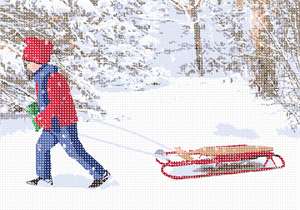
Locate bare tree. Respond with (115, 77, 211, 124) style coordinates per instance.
(169, 0, 204, 76)
(238, 0, 300, 129)
(250, 0, 278, 97)
(294, 1, 300, 56)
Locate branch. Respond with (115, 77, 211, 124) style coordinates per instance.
(0, 77, 34, 100)
(0, 40, 22, 56)
(235, 0, 245, 10)
(169, 0, 186, 11)
(194, 0, 203, 9)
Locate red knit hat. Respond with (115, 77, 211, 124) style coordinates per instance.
(23, 37, 54, 64)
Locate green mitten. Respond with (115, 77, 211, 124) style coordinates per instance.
(25, 102, 41, 132)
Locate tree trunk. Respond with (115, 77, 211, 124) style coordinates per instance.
(190, 0, 204, 76)
(236, 0, 244, 11)
(296, 1, 300, 55)
(251, 0, 278, 97)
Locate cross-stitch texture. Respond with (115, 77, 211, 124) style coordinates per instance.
(0, 0, 298, 210)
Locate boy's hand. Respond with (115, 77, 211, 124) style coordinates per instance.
(34, 112, 51, 129)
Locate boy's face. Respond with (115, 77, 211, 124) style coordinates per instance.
(24, 61, 42, 80)
(24, 61, 42, 73)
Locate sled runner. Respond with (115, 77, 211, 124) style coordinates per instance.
(155, 144, 285, 179)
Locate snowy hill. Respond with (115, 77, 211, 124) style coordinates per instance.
(0, 76, 298, 210)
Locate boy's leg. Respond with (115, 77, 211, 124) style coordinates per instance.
(57, 123, 106, 179)
(36, 130, 58, 179)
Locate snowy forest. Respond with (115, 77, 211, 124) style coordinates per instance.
(0, 0, 299, 129)
(0, 1, 299, 210)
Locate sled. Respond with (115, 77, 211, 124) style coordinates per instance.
(155, 144, 285, 179)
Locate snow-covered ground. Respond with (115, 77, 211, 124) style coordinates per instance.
(0, 76, 298, 210)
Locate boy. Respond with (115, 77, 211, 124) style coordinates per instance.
(23, 37, 110, 188)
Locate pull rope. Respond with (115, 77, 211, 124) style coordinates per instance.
(79, 113, 172, 157)
(91, 118, 171, 150)
(80, 133, 157, 157)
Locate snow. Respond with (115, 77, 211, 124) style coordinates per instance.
(74, 0, 96, 13)
(0, 76, 298, 210)
(0, 0, 8, 5)
(7, 0, 71, 13)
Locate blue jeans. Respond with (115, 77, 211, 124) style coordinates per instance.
(36, 119, 106, 180)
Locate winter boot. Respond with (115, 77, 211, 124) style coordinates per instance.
(26, 177, 53, 186)
(89, 170, 111, 188)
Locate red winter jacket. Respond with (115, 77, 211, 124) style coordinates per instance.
(34, 72, 78, 129)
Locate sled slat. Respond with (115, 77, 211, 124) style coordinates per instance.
(174, 145, 273, 160)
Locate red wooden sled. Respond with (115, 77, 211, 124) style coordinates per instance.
(155, 144, 285, 179)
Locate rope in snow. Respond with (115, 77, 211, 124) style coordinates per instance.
(91, 118, 171, 150)
(78, 114, 172, 157)
(80, 133, 157, 157)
